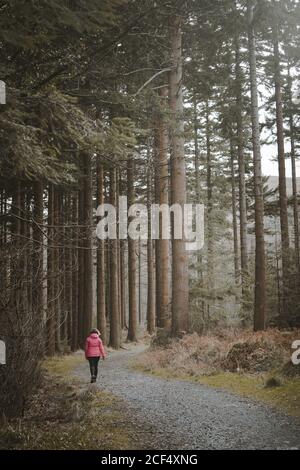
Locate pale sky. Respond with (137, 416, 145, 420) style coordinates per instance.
(261, 143, 300, 178)
(259, 81, 300, 178)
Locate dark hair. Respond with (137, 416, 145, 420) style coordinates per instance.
(90, 328, 100, 336)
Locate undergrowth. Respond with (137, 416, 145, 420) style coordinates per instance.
(134, 328, 300, 418)
(0, 353, 143, 450)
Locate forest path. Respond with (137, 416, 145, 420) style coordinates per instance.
(75, 344, 300, 450)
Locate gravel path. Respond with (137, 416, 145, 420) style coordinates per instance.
(76, 344, 300, 450)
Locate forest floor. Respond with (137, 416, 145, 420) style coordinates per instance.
(0, 351, 156, 450)
(2, 341, 300, 450)
(135, 329, 300, 419)
(75, 343, 300, 450)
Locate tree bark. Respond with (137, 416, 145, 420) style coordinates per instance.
(32, 181, 44, 342)
(287, 63, 300, 276)
(109, 167, 121, 348)
(71, 193, 79, 351)
(205, 99, 214, 297)
(154, 131, 161, 327)
(169, 15, 189, 335)
(77, 187, 85, 347)
(272, 6, 290, 325)
(248, 0, 266, 331)
(193, 98, 201, 204)
(147, 143, 155, 334)
(193, 98, 205, 314)
(96, 159, 107, 345)
(127, 156, 138, 342)
(229, 134, 240, 284)
(53, 188, 61, 353)
(46, 184, 55, 355)
(19, 183, 29, 315)
(138, 238, 142, 325)
(58, 191, 67, 347)
(120, 240, 127, 329)
(83, 155, 93, 337)
(64, 193, 73, 348)
(156, 87, 170, 328)
(25, 188, 33, 312)
(235, 35, 248, 295)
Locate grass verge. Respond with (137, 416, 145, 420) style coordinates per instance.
(133, 363, 300, 419)
(133, 329, 300, 419)
(0, 353, 148, 450)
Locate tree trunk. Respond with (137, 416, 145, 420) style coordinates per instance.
(169, 15, 189, 335)
(32, 181, 44, 342)
(109, 167, 121, 348)
(248, 0, 266, 331)
(138, 238, 142, 325)
(83, 155, 93, 337)
(229, 133, 240, 284)
(0, 190, 8, 290)
(71, 193, 79, 351)
(77, 187, 85, 347)
(19, 183, 29, 315)
(235, 35, 248, 295)
(46, 184, 55, 355)
(96, 159, 107, 344)
(155, 87, 170, 328)
(116, 170, 123, 330)
(25, 188, 33, 312)
(205, 99, 214, 297)
(154, 131, 161, 327)
(272, 7, 290, 325)
(194, 98, 205, 314)
(64, 194, 73, 348)
(287, 63, 300, 276)
(53, 188, 61, 353)
(147, 143, 155, 334)
(127, 156, 138, 342)
(193, 98, 201, 204)
(118, 172, 127, 329)
(120, 240, 127, 329)
(58, 192, 67, 347)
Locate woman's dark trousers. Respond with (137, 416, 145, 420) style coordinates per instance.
(88, 357, 100, 379)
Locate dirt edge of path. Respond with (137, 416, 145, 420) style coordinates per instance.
(132, 360, 300, 421)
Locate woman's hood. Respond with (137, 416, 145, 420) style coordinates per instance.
(90, 333, 99, 339)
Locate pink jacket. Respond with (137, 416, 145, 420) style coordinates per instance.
(85, 333, 106, 359)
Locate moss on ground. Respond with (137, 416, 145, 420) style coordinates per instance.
(199, 373, 300, 418)
(133, 364, 300, 419)
(0, 354, 145, 450)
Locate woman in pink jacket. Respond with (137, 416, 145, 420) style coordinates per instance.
(85, 329, 106, 383)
